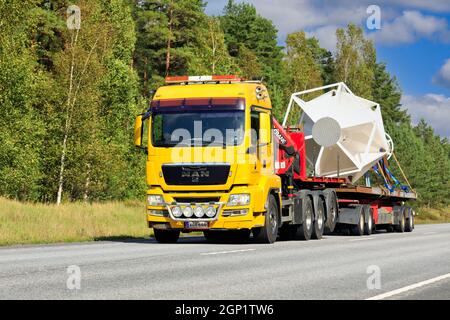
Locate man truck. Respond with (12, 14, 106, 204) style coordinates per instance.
(134, 75, 416, 243)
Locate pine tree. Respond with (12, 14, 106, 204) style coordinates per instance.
(133, 0, 206, 95)
(306, 37, 334, 85)
(372, 63, 409, 124)
(220, 0, 283, 83)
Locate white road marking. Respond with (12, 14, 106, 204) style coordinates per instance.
(366, 273, 450, 300)
(423, 232, 437, 235)
(348, 237, 375, 242)
(201, 249, 256, 255)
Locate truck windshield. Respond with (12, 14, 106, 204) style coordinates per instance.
(151, 98, 245, 147)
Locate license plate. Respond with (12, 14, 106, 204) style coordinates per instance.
(184, 221, 209, 230)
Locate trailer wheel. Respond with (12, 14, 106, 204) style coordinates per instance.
(153, 229, 180, 243)
(312, 198, 325, 240)
(405, 208, 414, 232)
(395, 209, 406, 233)
(253, 194, 279, 244)
(364, 207, 373, 236)
(351, 208, 365, 236)
(296, 197, 313, 240)
(324, 190, 338, 234)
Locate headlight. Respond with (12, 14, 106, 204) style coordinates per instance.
(227, 194, 250, 206)
(182, 206, 193, 218)
(205, 206, 216, 218)
(172, 206, 182, 218)
(147, 195, 164, 206)
(193, 206, 204, 218)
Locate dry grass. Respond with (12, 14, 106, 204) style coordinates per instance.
(0, 197, 448, 246)
(415, 206, 450, 224)
(0, 197, 150, 246)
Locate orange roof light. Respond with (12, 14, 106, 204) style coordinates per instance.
(165, 75, 241, 84)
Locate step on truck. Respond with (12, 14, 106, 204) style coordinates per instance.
(134, 75, 417, 243)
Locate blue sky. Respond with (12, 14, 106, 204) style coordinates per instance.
(205, 0, 450, 137)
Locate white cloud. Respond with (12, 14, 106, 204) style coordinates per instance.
(305, 25, 339, 52)
(401, 94, 450, 137)
(384, 0, 450, 12)
(433, 58, 450, 90)
(206, 1, 450, 48)
(370, 10, 450, 45)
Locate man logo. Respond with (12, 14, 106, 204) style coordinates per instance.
(181, 167, 210, 182)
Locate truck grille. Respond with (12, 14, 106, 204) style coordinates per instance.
(173, 197, 221, 203)
(162, 164, 230, 185)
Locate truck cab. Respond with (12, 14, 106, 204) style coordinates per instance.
(134, 76, 282, 243)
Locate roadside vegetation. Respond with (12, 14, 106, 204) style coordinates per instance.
(0, 196, 447, 246)
(0, 197, 149, 246)
(416, 207, 450, 224)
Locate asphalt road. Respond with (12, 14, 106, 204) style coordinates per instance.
(0, 223, 449, 300)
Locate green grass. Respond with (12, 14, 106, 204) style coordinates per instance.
(0, 197, 448, 246)
(0, 197, 150, 246)
(415, 206, 450, 224)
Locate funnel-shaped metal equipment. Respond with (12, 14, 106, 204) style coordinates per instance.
(283, 83, 393, 183)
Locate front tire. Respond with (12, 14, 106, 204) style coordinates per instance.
(154, 229, 180, 243)
(253, 195, 279, 244)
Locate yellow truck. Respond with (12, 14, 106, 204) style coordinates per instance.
(134, 75, 416, 244)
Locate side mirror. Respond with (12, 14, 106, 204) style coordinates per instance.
(134, 115, 143, 148)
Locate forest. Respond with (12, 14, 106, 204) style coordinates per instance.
(0, 0, 449, 210)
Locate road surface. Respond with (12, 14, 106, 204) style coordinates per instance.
(0, 223, 449, 300)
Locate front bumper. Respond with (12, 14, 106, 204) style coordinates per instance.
(146, 187, 265, 230)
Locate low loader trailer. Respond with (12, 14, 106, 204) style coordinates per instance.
(134, 75, 416, 243)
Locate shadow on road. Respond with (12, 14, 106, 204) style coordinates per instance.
(94, 235, 211, 244)
(94, 228, 393, 245)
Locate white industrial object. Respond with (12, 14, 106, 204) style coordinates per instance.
(283, 83, 393, 183)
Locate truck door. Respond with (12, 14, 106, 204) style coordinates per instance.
(250, 107, 273, 175)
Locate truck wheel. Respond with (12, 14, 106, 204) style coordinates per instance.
(395, 210, 406, 233)
(351, 208, 364, 236)
(296, 197, 313, 240)
(324, 190, 338, 234)
(364, 207, 373, 236)
(405, 214, 414, 232)
(153, 229, 180, 243)
(253, 194, 279, 244)
(312, 199, 325, 240)
(405, 207, 414, 232)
